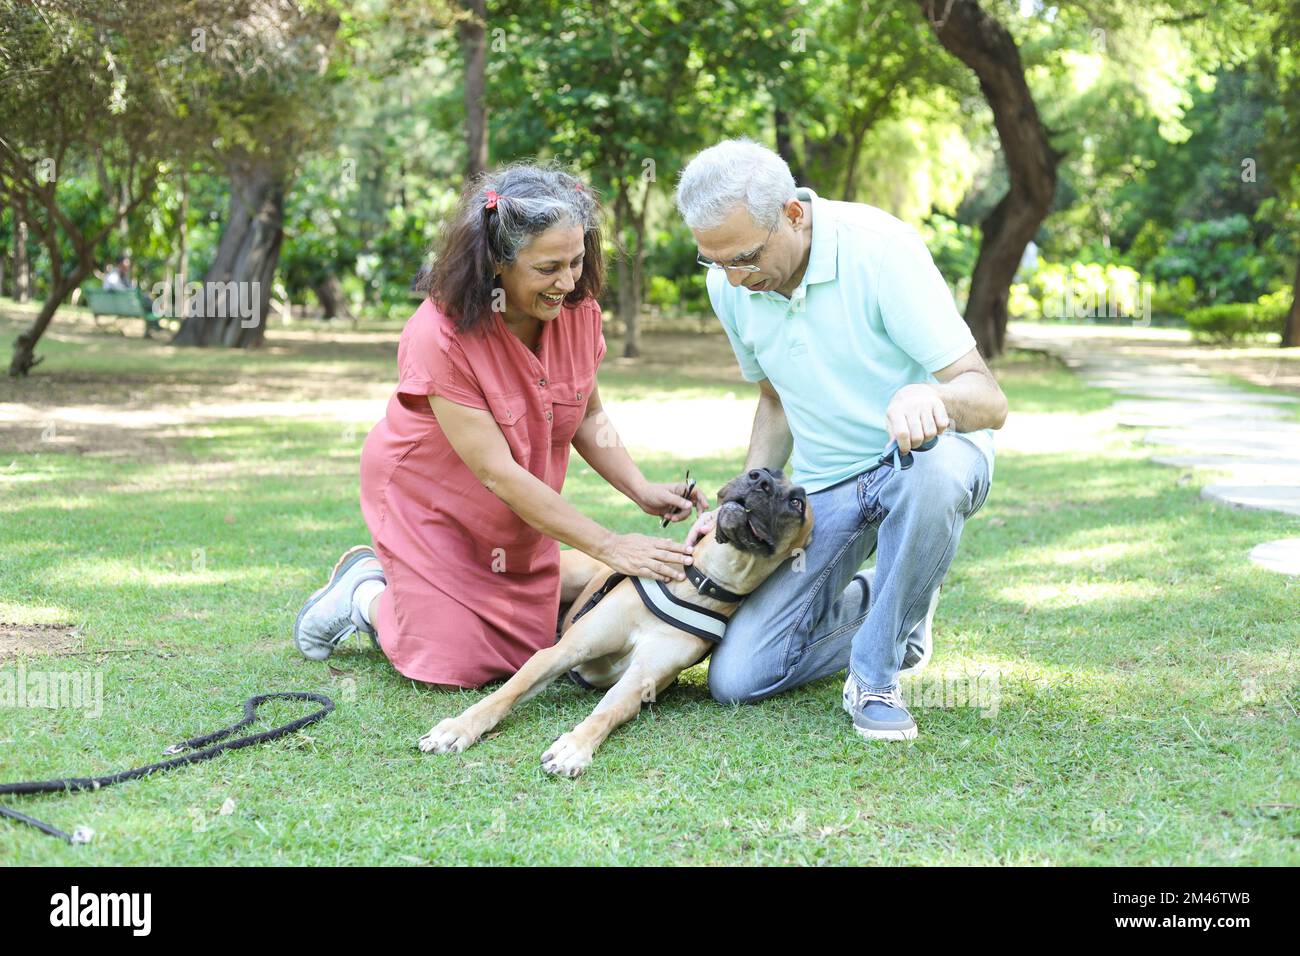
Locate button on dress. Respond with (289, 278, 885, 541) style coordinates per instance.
(359, 296, 607, 687)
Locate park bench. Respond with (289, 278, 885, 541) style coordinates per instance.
(82, 286, 165, 338)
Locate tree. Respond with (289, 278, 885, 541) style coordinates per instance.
(171, 1, 347, 347)
(1259, 0, 1300, 347)
(459, 0, 487, 181)
(772, 0, 969, 204)
(0, 0, 176, 376)
(913, 0, 1063, 357)
(492, 0, 784, 356)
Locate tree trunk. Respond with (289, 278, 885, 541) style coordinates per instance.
(613, 182, 640, 358)
(460, 0, 488, 181)
(842, 129, 866, 203)
(1283, 257, 1300, 348)
(13, 213, 30, 303)
(176, 172, 189, 321)
(172, 163, 286, 348)
(629, 185, 649, 354)
(774, 106, 806, 186)
(914, 0, 1062, 357)
(9, 275, 82, 376)
(841, 77, 904, 203)
(314, 274, 353, 320)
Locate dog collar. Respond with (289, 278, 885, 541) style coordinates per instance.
(685, 564, 746, 603)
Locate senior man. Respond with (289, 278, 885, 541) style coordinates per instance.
(677, 138, 1007, 741)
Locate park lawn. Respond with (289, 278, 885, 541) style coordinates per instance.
(1, 315, 1297, 865)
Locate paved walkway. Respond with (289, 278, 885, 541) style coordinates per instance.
(1010, 324, 1300, 576)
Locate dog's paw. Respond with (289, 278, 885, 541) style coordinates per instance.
(418, 716, 481, 754)
(541, 732, 593, 778)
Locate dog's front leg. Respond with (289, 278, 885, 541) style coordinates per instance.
(418, 642, 584, 754)
(419, 600, 632, 755)
(541, 653, 689, 778)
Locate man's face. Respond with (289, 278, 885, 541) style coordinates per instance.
(692, 200, 803, 294)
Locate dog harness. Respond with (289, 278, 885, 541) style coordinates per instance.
(568, 565, 742, 642)
(562, 567, 745, 691)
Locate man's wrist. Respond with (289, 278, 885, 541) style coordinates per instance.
(927, 381, 956, 422)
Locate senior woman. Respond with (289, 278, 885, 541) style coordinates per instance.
(292, 164, 706, 689)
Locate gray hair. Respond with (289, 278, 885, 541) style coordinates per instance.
(478, 163, 600, 266)
(674, 138, 797, 231)
(420, 162, 606, 332)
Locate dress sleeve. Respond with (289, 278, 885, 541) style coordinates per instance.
(591, 299, 608, 367)
(396, 313, 489, 410)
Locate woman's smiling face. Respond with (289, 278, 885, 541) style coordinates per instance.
(497, 224, 586, 323)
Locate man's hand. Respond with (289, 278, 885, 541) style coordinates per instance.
(885, 383, 950, 455)
(685, 509, 717, 549)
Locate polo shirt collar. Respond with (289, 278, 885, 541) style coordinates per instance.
(747, 185, 837, 303)
(798, 186, 838, 287)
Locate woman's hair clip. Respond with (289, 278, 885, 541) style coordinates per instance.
(484, 189, 499, 210)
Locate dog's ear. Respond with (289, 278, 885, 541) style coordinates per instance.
(794, 503, 815, 552)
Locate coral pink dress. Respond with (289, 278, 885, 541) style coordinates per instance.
(359, 296, 606, 687)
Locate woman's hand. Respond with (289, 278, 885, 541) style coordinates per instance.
(635, 478, 710, 525)
(599, 532, 694, 583)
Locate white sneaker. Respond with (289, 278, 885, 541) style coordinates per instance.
(292, 546, 384, 660)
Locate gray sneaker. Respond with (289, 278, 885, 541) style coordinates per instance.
(293, 546, 385, 660)
(842, 673, 917, 741)
(854, 568, 939, 677)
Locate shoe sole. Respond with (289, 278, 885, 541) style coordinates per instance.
(853, 723, 918, 741)
(292, 546, 378, 659)
(847, 676, 920, 743)
(843, 685, 919, 741)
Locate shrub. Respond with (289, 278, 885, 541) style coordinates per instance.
(1150, 215, 1285, 306)
(1184, 300, 1287, 343)
(1149, 276, 1198, 319)
(1020, 260, 1147, 321)
(646, 274, 680, 310)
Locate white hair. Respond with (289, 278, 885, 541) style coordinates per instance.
(675, 138, 797, 231)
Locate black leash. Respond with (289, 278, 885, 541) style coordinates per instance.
(0, 692, 335, 844)
(862, 435, 940, 476)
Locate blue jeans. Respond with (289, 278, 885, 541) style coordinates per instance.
(707, 432, 992, 701)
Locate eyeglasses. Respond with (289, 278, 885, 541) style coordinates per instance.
(696, 218, 780, 273)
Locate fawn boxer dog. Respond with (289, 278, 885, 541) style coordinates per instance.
(418, 466, 814, 776)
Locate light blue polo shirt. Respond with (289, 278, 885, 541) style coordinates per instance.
(706, 186, 995, 494)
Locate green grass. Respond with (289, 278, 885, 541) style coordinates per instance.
(1, 318, 1297, 865)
